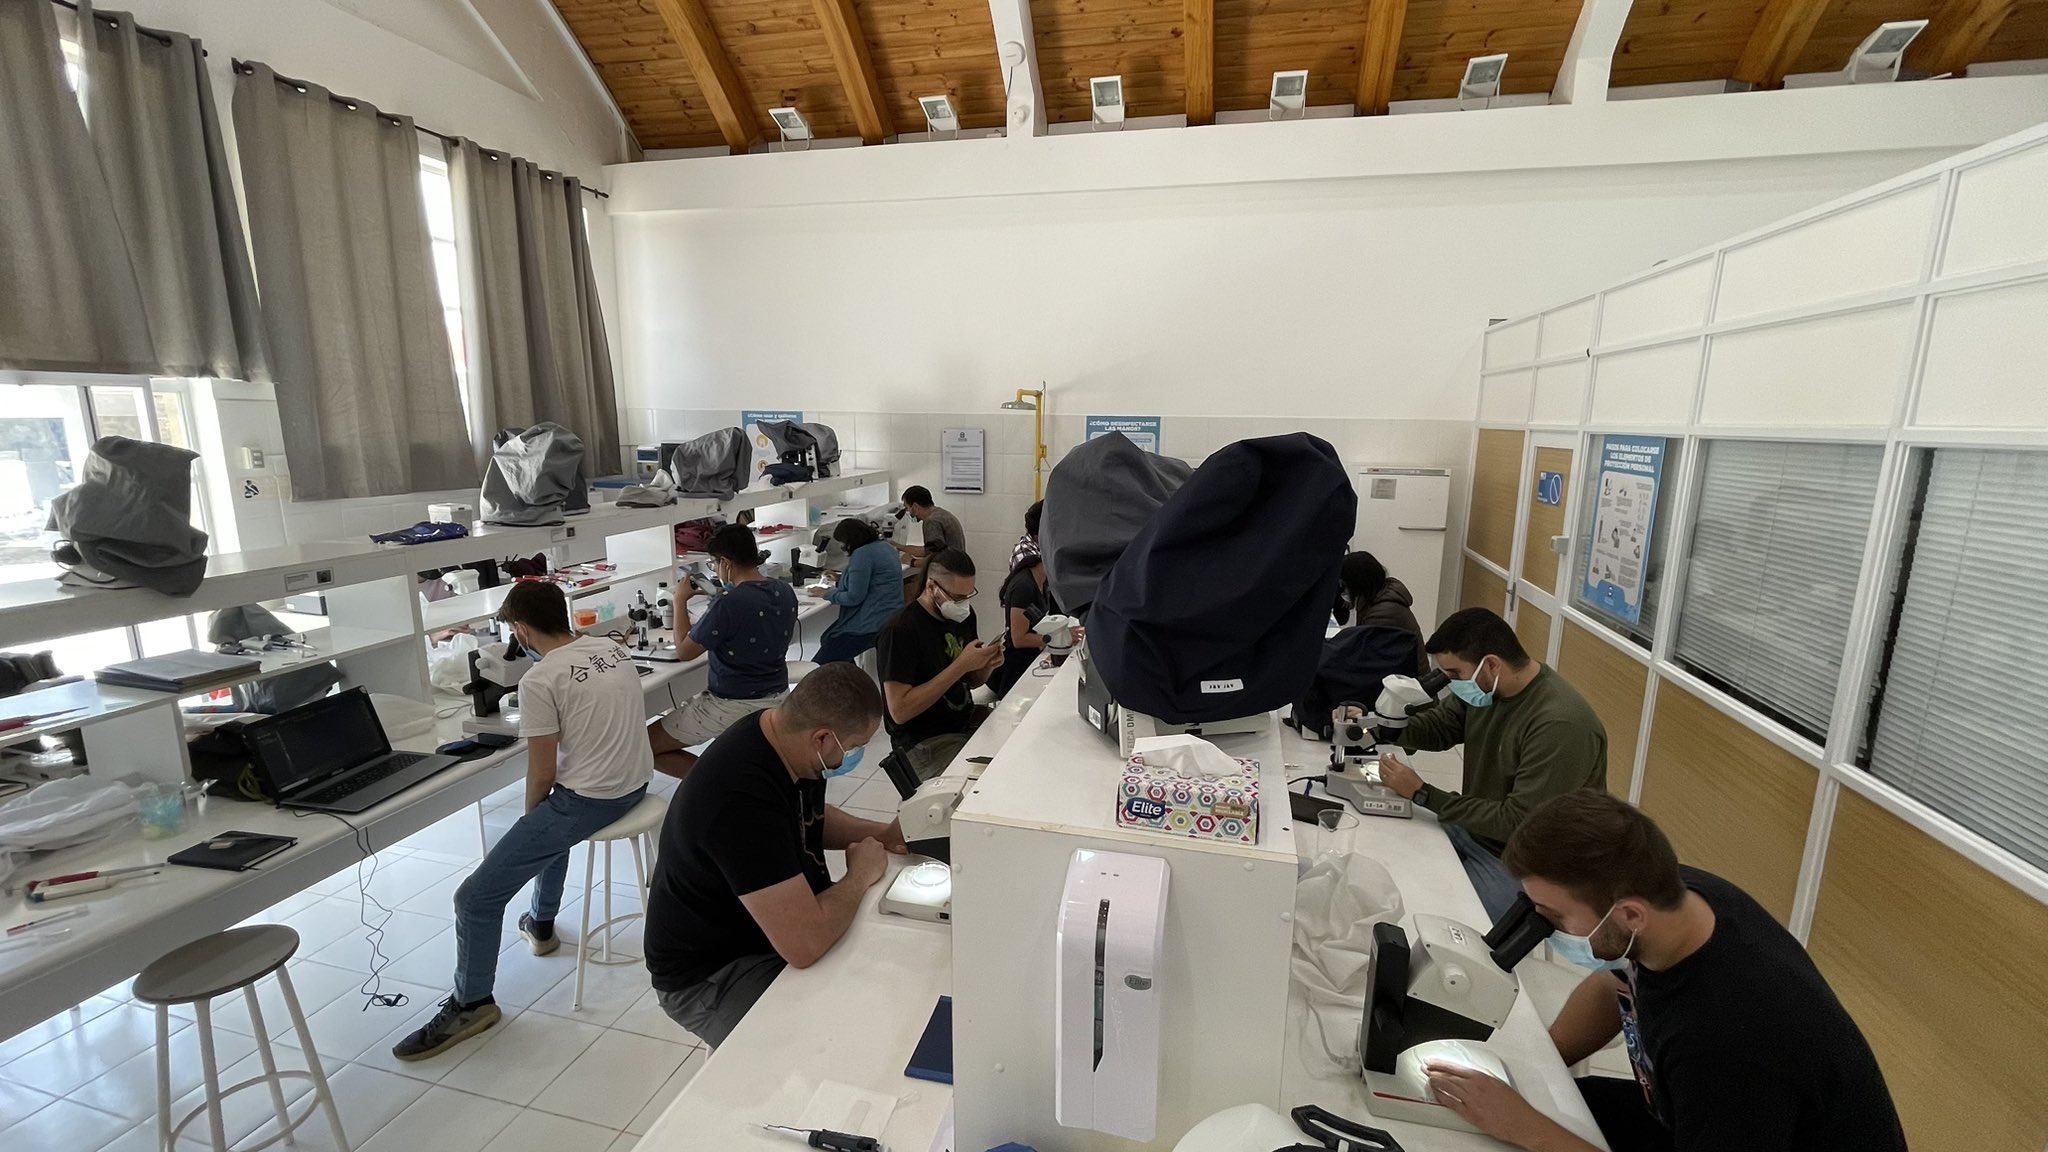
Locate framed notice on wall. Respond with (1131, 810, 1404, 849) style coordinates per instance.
(941, 427, 985, 494)
(1085, 415, 1162, 454)
(1581, 436, 1665, 625)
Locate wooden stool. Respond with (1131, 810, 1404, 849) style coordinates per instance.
(132, 925, 349, 1152)
(574, 793, 668, 1008)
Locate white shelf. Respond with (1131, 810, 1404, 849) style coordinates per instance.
(418, 561, 674, 633)
(720, 470, 891, 516)
(0, 677, 177, 751)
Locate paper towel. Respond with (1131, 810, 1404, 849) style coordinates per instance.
(1130, 733, 1239, 779)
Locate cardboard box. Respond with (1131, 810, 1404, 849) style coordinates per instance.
(1116, 756, 1261, 844)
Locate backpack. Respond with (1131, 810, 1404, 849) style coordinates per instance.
(801, 422, 841, 478)
(668, 428, 750, 499)
(1088, 434, 1356, 724)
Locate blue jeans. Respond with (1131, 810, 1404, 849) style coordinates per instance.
(452, 783, 646, 1003)
(814, 627, 877, 665)
(1443, 821, 1524, 927)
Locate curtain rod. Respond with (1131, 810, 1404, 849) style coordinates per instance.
(50, 0, 196, 52)
(229, 57, 610, 200)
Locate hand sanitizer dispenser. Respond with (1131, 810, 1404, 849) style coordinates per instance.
(1055, 849, 1170, 1142)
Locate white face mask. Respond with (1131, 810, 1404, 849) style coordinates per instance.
(937, 597, 972, 623)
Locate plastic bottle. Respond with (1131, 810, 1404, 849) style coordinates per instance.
(657, 582, 674, 631)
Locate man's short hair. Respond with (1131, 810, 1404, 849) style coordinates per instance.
(706, 523, 763, 567)
(781, 662, 883, 736)
(1023, 500, 1043, 538)
(1504, 791, 1687, 911)
(1425, 607, 1529, 666)
(902, 485, 933, 508)
(497, 580, 571, 636)
(928, 548, 975, 580)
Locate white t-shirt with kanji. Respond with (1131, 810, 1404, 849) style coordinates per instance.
(518, 634, 654, 800)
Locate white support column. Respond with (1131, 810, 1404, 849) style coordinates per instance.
(1553, 0, 1637, 104)
(986, 0, 1046, 137)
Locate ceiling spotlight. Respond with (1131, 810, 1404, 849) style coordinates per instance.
(1846, 20, 1927, 83)
(1269, 69, 1308, 118)
(920, 94, 961, 135)
(1090, 75, 1125, 128)
(1458, 53, 1508, 106)
(767, 106, 811, 145)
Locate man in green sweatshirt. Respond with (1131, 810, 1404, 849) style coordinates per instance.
(1373, 607, 1608, 923)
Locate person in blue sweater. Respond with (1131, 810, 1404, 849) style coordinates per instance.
(812, 517, 904, 664)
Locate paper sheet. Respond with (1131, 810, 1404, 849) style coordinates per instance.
(798, 1079, 900, 1139)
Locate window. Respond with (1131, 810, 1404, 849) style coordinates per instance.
(418, 149, 469, 424)
(1672, 439, 1884, 741)
(1863, 449, 2048, 873)
(1570, 435, 1684, 648)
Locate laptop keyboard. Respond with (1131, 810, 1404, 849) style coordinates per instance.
(298, 752, 430, 806)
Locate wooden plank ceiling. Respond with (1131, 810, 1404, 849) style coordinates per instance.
(551, 0, 2048, 148)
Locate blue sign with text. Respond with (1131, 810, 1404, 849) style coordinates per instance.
(1537, 471, 1564, 506)
(1086, 416, 1162, 454)
(1580, 437, 1666, 626)
(741, 410, 803, 428)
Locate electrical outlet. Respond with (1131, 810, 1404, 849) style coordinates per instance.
(241, 447, 265, 470)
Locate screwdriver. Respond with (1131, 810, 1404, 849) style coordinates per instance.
(761, 1124, 883, 1152)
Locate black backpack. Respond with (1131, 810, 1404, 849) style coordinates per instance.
(1290, 626, 1425, 740)
(1088, 433, 1356, 724)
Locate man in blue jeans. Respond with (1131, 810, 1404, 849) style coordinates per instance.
(393, 582, 653, 1060)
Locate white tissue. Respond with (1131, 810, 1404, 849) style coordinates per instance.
(1131, 733, 1241, 779)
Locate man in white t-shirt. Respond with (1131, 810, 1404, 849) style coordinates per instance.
(394, 581, 654, 1061)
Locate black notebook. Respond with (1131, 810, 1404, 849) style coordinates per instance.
(904, 996, 953, 1085)
(168, 831, 298, 872)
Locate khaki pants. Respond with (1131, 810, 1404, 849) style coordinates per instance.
(898, 706, 990, 783)
(659, 689, 784, 747)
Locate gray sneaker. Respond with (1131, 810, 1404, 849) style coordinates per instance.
(519, 913, 560, 956)
(391, 997, 500, 1061)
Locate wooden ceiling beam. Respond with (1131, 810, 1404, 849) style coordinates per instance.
(650, 0, 762, 153)
(812, 0, 895, 143)
(1732, 0, 1830, 89)
(1913, 0, 2021, 76)
(1553, 0, 1637, 103)
(1356, 0, 1408, 115)
(1186, 0, 1215, 125)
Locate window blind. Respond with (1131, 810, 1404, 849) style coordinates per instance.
(1673, 440, 1884, 738)
(1869, 450, 2048, 874)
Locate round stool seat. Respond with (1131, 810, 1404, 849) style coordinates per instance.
(134, 926, 300, 1006)
(591, 794, 667, 843)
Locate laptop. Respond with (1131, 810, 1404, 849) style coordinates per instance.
(244, 688, 460, 814)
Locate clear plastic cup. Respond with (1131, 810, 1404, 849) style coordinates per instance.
(138, 784, 186, 839)
(1317, 808, 1361, 859)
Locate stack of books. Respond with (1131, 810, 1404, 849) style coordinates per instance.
(96, 651, 262, 692)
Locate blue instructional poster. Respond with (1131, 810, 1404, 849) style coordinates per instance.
(741, 409, 803, 427)
(1086, 415, 1162, 454)
(1581, 436, 1665, 625)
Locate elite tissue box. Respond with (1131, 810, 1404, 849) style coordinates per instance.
(1116, 735, 1260, 844)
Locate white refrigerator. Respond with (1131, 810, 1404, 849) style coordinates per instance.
(1348, 465, 1451, 631)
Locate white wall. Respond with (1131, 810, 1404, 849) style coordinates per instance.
(100, 0, 635, 550)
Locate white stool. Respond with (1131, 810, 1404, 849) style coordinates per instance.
(786, 659, 819, 689)
(132, 925, 349, 1152)
(574, 793, 668, 1008)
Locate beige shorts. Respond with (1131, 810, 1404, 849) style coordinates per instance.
(659, 689, 785, 748)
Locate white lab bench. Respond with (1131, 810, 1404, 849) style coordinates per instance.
(0, 596, 836, 1041)
(1273, 726, 1610, 1150)
(634, 653, 1060, 1152)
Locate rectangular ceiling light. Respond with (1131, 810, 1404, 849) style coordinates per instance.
(920, 94, 961, 134)
(767, 107, 812, 141)
(1459, 54, 1508, 103)
(1270, 70, 1309, 114)
(1091, 75, 1126, 126)
(1848, 20, 1928, 82)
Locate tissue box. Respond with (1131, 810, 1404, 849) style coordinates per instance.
(1117, 756, 1261, 844)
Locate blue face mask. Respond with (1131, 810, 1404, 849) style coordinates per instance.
(1551, 903, 1635, 971)
(819, 733, 864, 778)
(1448, 659, 1498, 708)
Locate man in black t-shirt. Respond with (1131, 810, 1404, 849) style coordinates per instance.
(1423, 791, 1905, 1152)
(876, 548, 1002, 781)
(643, 663, 907, 1048)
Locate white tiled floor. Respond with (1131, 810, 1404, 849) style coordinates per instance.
(0, 743, 908, 1152)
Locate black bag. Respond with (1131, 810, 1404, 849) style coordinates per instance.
(1088, 433, 1356, 725)
(1290, 626, 1425, 740)
(1039, 432, 1193, 615)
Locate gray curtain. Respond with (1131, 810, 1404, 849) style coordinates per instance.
(450, 139, 620, 475)
(0, 0, 155, 373)
(232, 62, 469, 501)
(78, 6, 269, 381)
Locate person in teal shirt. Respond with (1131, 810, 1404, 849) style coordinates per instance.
(812, 517, 904, 664)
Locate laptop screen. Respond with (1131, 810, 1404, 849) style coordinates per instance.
(248, 689, 390, 796)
